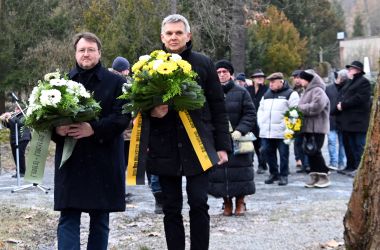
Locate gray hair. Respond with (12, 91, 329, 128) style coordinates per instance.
(161, 14, 191, 34)
(337, 69, 349, 82)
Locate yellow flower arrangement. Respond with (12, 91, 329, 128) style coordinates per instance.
(119, 50, 205, 113)
(283, 107, 303, 144)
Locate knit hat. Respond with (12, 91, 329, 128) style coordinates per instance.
(250, 69, 266, 78)
(236, 73, 246, 81)
(299, 70, 314, 82)
(266, 72, 284, 80)
(345, 60, 365, 73)
(215, 59, 234, 75)
(112, 56, 130, 72)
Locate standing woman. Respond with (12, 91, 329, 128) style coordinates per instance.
(209, 60, 256, 216)
(297, 70, 331, 188)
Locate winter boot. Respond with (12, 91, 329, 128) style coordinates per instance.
(222, 197, 233, 216)
(314, 173, 331, 188)
(153, 192, 164, 214)
(235, 196, 246, 216)
(304, 172, 319, 188)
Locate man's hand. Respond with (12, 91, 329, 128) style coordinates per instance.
(56, 125, 71, 136)
(67, 122, 94, 139)
(217, 150, 228, 165)
(151, 105, 169, 118)
(231, 130, 242, 140)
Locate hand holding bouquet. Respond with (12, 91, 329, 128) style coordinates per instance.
(119, 50, 205, 113)
(25, 70, 101, 130)
(284, 107, 303, 144)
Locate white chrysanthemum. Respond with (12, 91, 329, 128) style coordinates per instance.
(171, 54, 182, 61)
(122, 83, 133, 93)
(289, 110, 298, 118)
(40, 89, 62, 107)
(44, 72, 61, 81)
(152, 59, 164, 70)
(284, 128, 294, 135)
(50, 78, 67, 86)
(79, 87, 90, 98)
(139, 55, 151, 61)
(28, 87, 39, 106)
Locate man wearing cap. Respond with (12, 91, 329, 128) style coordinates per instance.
(247, 69, 269, 174)
(257, 72, 300, 185)
(336, 60, 371, 176)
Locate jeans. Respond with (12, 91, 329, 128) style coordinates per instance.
(303, 133, 329, 173)
(343, 131, 366, 170)
(57, 210, 110, 250)
(327, 130, 346, 167)
(150, 174, 162, 193)
(261, 138, 289, 176)
(159, 173, 210, 250)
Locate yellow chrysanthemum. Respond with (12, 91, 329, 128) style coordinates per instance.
(150, 50, 165, 57)
(157, 62, 176, 75)
(142, 65, 150, 71)
(177, 60, 192, 74)
(157, 52, 171, 61)
(294, 124, 301, 131)
(284, 133, 293, 139)
(148, 69, 155, 76)
(132, 60, 146, 73)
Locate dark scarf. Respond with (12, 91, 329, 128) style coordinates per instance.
(222, 80, 235, 94)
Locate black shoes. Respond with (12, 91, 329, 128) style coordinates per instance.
(11, 173, 25, 178)
(264, 174, 279, 184)
(278, 176, 288, 186)
(296, 165, 310, 174)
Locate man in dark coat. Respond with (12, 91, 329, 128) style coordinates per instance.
(336, 61, 371, 176)
(54, 32, 130, 249)
(146, 14, 231, 250)
(246, 69, 268, 174)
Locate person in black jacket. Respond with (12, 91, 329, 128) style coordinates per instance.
(0, 106, 31, 177)
(246, 69, 268, 174)
(336, 61, 371, 176)
(54, 32, 131, 250)
(209, 60, 256, 217)
(145, 14, 231, 250)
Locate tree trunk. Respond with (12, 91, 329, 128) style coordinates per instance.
(230, 0, 246, 74)
(343, 74, 380, 249)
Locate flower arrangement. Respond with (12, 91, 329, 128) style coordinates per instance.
(25, 70, 101, 131)
(284, 107, 303, 144)
(119, 50, 205, 113)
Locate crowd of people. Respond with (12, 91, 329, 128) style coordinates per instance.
(0, 13, 372, 250)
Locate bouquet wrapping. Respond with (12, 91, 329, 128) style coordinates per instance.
(118, 50, 205, 113)
(284, 107, 303, 145)
(24, 71, 101, 184)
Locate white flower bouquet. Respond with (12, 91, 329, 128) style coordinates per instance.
(25, 71, 101, 131)
(283, 107, 303, 144)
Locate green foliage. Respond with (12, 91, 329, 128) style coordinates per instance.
(271, 0, 345, 67)
(247, 6, 307, 76)
(352, 14, 364, 37)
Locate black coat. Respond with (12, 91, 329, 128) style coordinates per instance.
(145, 42, 231, 176)
(5, 113, 31, 144)
(336, 72, 371, 132)
(325, 83, 339, 130)
(246, 84, 268, 135)
(209, 80, 256, 198)
(53, 63, 130, 212)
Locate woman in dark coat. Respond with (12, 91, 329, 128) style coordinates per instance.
(210, 60, 256, 216)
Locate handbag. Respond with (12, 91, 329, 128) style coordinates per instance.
(233, 132, 256, 155)
(302, 134, 318, 155)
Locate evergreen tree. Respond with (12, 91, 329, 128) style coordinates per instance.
(352, 14, 364, 37)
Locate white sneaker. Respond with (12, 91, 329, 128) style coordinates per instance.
(327, 165, 338, 171)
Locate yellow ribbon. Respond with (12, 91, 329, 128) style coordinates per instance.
(126, 112, 142, 185)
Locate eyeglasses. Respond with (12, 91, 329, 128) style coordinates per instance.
(76, 48, 98, 54)
(217, 69, 229, 74)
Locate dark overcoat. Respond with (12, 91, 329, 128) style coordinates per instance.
(336, 72, 371, 133)
(53, 63, 130, 212)
(209, 80, 256, 198)
(145, 42, 232, 176)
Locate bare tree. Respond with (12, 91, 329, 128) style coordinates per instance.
(171, 0, 177, 14)
(230, 0, 246, 74)
(343, 74, 380, 249)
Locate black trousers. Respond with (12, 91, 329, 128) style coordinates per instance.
(11, 140, 29, 174)
(159, 172, 210, 250)
(303, 133, 329, 173)
(253, 137, 266, 168)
